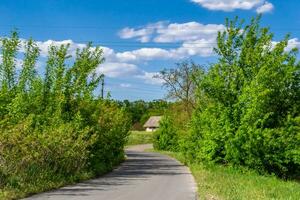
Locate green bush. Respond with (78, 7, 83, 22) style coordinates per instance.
(153, 116, 179, 151)
(0, 119, 91, 189)
(0, 31, 131, 198)
(184, 16, 300, 178)
(89, 101, 131, 173)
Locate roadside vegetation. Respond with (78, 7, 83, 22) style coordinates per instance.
(153, 16, 300, 199)
(1, 14, 299, 200)
(127, 131, 154, 146)
(0, 32, 131, 199)
(158, 151, 300, 200)
(117, 99, 169, 130)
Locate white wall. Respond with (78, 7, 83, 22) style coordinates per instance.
(146, 127, 157, 132)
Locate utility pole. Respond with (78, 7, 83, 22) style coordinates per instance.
(101, 77, 104, 99)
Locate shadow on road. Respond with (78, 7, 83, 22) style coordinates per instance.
(28, 150, 190, 198)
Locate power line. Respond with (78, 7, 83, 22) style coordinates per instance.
(0, 24, 300, 31)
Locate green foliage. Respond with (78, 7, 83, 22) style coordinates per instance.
(153, 116, 179, 151)
(158, 150, 300, 200)
(159, 16, 300, 179)
(0, 31, 131, 199)
(118, 99, 169, 130)
(182, 16, 300, 178)
(126, 131, 153, 146)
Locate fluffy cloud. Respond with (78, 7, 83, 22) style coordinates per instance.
(155, 22, 224, 43)
(256, 2, 274, 13)
(116, 48, 176, 62)
(115, 41, 216, 62)
(15, 21, 222, 85)
(284, 38, 300, 51)
(119, 21, 166, 43)
(98, 63, 164, 85)
(136, 72, 165, 85)
(117, 21, 224, 59)
(17, 39, 168, 83)
(19, 39, 86, 57)
(19, 39, 116, 60)
(119, 21, 224, 43)
(171, 39, 217, 57)
(191, 0, 274, 13)
(97, 62, 141, 78)
(17, 20, 222, 66)
(263, 37, 300, 55)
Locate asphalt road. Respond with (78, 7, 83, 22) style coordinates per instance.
(25, 144, 197, 200)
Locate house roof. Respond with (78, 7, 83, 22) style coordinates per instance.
(143, 116, 162, 128)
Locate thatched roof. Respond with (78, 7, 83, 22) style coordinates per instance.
(143, 116, 162, 128)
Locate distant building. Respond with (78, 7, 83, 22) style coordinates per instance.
(143, 116, 162, 132)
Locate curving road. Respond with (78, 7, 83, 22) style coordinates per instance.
(25, 144, 197, 200)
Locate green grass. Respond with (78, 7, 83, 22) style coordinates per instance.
(0, 157, 124, 200)
(126, 131, 153, 146)
(0, 172, 93, 200)
(153, 150, 300, 200)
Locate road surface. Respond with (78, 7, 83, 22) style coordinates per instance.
(25, 144, 197, 200)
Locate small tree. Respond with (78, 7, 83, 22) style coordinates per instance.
(155, 60, 203, 117)
(153, 115, 178, 151)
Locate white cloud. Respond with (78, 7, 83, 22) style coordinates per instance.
(119, 21, 224, 43)
(97, 62, 141, 78)
(34, 39, 85, 57)
(117, 21, 223, 59)
(97, 62, 164, 86)
(2, 37, 169, 86)
(136, 72, 165, 85)
(115, 45, 214, 62)
(119, 21, 166, 43)
(116, 48, 176, 62)
(15, 26, 219, 86)
(191, 0, 274, 12)
(270, 38, 300, 52)
(17, 20, 221, 66)
(19, 39, 116, 60)
(116, 39, 217, 62)
(285, 38, 300, 51)
(256, 2, 274, 13)
(172, 39, 216, 57)
(154, 22, 224, 43)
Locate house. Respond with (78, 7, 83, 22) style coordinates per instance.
(143, 116, 162, 132)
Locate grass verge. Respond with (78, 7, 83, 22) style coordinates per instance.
(126, 131, 153, 146)
(152, 150, 300, 200)
(0, 172, 92, 200)
(0, 158, 124, 200)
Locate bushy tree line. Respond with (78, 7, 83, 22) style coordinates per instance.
(118, 99, 170, 130)
(0, 31, 131, 198)
(154, 17, 300, 178)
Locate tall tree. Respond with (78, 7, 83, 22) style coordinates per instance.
(0, 31, 19, 90)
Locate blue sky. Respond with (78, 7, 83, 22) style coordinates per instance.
(0, 0, 299, 101)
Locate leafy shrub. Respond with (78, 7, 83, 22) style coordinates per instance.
(89, 101, 131, 173)
(0, 118, 91, 189)
(153, 116, 179, 151)
(179, 16, 300, 178)
(0, 31, 131, 198)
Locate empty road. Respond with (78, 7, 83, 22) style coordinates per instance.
(25, 144, 197, 200)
